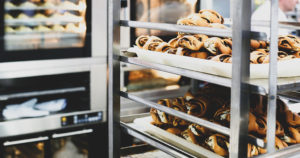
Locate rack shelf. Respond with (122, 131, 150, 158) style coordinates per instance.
(5, 18, 83, 26)
(5, 6, 86, 12)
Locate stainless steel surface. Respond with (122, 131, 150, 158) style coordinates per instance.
(279, 92, 300, 103)
(108, 0, 121, 158)
(230, 0, 251, 157)
(266, 0, 279, 153)
(0, 110, 104, 138)
(3, 136, 49, 146)
(0, 87, 86, 101)
(0, 58, 105, 79)
(120, 91, 230, 136)
(256, 144, 300, 158)
(52, 129, 93, 138)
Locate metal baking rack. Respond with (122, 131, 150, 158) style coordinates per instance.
(108, 0, 300, 157)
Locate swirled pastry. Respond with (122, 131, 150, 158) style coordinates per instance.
(185, 96, 212, 118)
(278, 35, 300, 51)
(175, 47, 192, 56)
(278, 51, 289, 58)
(188, 124, 210, 138)
(204, 37, 232, 55)
(136, 35, 149, 48)
(248, 144, 259, 158)
(166, 128, 182, 136)
(155, 42, 171, 53)
(293, 51, 300, 58)
(150, 99, 172, 125)
(178, 35, 203, 51)
(275, 136, 289, 149)
(210, 54, 232, 63)
(168, 36, 181, 48)
(199, 9, 224, 24)
(208, 23, 228, 29)
(189, 51, 209, 59)
(213, 107, 230, 127)
(285, 110, 300, 127)
(170, 97, 189, 127)
(205, 134, 229, 157)
(143, 41, 161, 51)
(282, 127, 300, 144)
(276, 121, 285, 137)
(194, 34, 209, 42)
(182, 129, 200, 145)
(251, 40, 268, 50)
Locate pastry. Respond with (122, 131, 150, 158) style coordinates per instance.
(186, 14, 211, 26)
(250, 40, 268, 50)
(155, 42, 171, 53)
(275, 136, 288, 150)
(185, 96, 212, 118)
(143, 41, 161, 51)
(170, 97, 189, 127)
(5, 1, 16, 8)
(278, 51, 289, 58)
(204, 37, 232, 55)
(175, 47, 191, 56)
(182, 129, 199, 145)
(166, 128, 182, 136)
(66, 23, 79, 32)
(34, 25, 51, 32)
(168, 36, 181, 48)
(278, 35, 300, 51)
(20, 1, 37, 8)
(52, 24, 65, 32)
(199, 9, 224, 24)
(59, 1, 78, 10)
(210, 54, 232, 63)
(256, 116, 267, 136)
(184, 91, 195, 101)
(188, 124, 210, 138)
(276, 121, 285, 137)
(33, 13, 47, 19)
(208, 23, 228, 29)
(293, 51, 300, 58)
(4, 13, 14, 20)
(150, 99, 172, 125)
(282, 127, 300, 144)
(5, 26, 15, 33)
(17, 13, 30, 20)
(189, 51, 209, 59)
(285, 110, 300, 127)
(205, 134, 229, 157)
(42, 2, 55, 8)
(250, 51, 267, 64)
(15, 26, 33, 33)
(178, 35, 203, 51)
(279, 55, 296, 61)
(248, 112, 259, 133)
(248, 144, 259, 157)
(213, 107, 230, 127)
(136, 35, 150, 48)
(166, 48, 178, 54)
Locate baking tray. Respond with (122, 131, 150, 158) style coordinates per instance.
(133, 116, 223, 158)
(127, 47, 300, 79)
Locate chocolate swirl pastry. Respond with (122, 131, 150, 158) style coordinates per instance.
(278, 35, 300, 51)
(285, 110, 300, 127)
(181, 129, 200, 145)
(255, 116, 267, 136)
(282, 127, 300, 144)
(170, 97, 189, 127)
(204, 37, 232, 55)
(248, 144, 259, 158)
(166, 48, 178, 54)
(278, 51, 289, 58)
(185, 14, 211, 27)
(168, 36, 181, 48)
(275, 136, 289, 150)
(150, 99, 172, 125)
(166, 128, 182, 136)
(276, 121, 285, 137)
(248, 112, 259, 133)
(208, 23, 228, 29)
(155, 42, 171, 53)
(194, 34, 209, 43)
(293, 51, 300, 58)
(184, 90, 195, 101)
(250, 51, 267, 64)
(205, 134, 229, 157)
(256, 49, 270, 54)
(213, 107, 230, 127)
(178, 35, 203, 51)
(185, 96, 212, 118)
(189, 51, 209, 59)
(188, 124, 210, 138)
(136, 35, 149, 48)
(279, 55, 296, 61)
(250, 40, 268, 50)
(143, 41, 161, 51)
(175, 47, 192, 56)
(209, 54, 232, 63)
(199, 9, 224, 24)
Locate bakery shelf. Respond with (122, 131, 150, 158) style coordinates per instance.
(120, 20, 267, 40)
(5, 6, 86, 12)
(120, 113, 219, 158)
(279, 91, 300, 103)
(120, 56, 300, 95)
(5, 18, 83, 26)
(255, 144, 300, 158)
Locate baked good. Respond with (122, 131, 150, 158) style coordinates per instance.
(282, 127, 300, 144)
(59, 1, 78, 10)
(52, 24, 65, 32)
(250, 51, 267, 64)
(136, 35, 150, 48)
(17, 13, 30, 20)
(278, 51, 289, 58)
(276, 121, 285, 137)
(166, 128, 182, 136)
(4, 13, 14, 20)
(208, 23, 228, 29)
(279, 55, 296, 61)
(20, 1, 36, 8)
(205, 134, 229, 157)
(5, 1, 16, 8)
(150, 99, 172, 125)
(194, 34, 209, 42)
(188, 124, 210, 138)
(255, 116, 267, 136)
(204, 37, 232, 55)
(178, 35, 203, 51)
(155, 42, 171, 53)
(34, 25, 51, 32)
(293, 51, 300, 58)
(178, 14, 211, 27)
(170, 97, 189, 127)
(42, 2, 55, 8)
(248, 144, 259, 157)
(5, 26, 15, 33)
(248, 113, 259, 133)
(175, 47, 192, 56)
(189, 51, 209, 59)
(250, 40, 268, 50)
(185, 96, 212, 118)
(278, 35, 300, 51)
(184, 91, 195, 101)
(182, 129, 199, 145)
(285, 110, 300, 127)
(210, 54, 232, 63)
(15, 26, 33, 33)
(213, 107, 230, 127)
(143, 41, 162, 51)
(199, 9, 224, 24)
(275, 136, 289, 149)
(165, 48, 178, 54)
(168, 36, 181, 48)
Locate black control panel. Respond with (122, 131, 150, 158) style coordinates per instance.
(61, 112, 102, 126)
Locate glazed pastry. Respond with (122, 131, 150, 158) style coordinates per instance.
(278, 35, 300, 51)
(178, 35, 203, 51)
(282, 127, 300, 144)
(213, 107, 230, 127)
(17, 13, 30, 20)
(248, 144, 259, 157)
(184, 13, 211, 27)
(199, 9, 224, 24)
(210, 54, 232, 63)
(293, 51, 300, 58)
(182, 129, 199, 145)
(250, 40, 268, 50)
(189, 51, 209, 59)
(20, 1, 36, 8)
(166, 128, 182, 136)
(208, 23, 228, 29)
(155, 42, 171, 52)
(34, 25, 51, 32)
(205, 134, 229, 157)
(185, 96, 211, 118)
(286, 110, 300, 127)
(52, 24, 65, 32)
(4, 13, 14, 20)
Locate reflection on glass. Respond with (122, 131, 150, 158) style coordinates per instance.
(4, 0, 87, 51)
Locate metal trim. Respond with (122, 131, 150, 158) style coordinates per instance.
(3, 136, 49, 146)
(52, 129, 93, 138)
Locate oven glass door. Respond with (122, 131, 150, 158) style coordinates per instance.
(1, 0, 91, 62)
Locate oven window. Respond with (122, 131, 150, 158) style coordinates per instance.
(4, 142, 45, 158)
(4, 0, 87, 51)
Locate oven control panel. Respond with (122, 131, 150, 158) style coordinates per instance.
(61, 112, 102, 126)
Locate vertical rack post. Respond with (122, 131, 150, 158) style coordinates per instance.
(108, 0, 121, 158)
(229, 0, 251, 157)
(266, 0, 279, 153)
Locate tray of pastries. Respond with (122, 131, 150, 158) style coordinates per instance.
(127, 9, 300, 79)
(133, 84, 300, 157)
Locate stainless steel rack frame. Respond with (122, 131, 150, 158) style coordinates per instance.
(108, 0, 300, 157)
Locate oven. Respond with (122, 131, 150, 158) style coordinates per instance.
(0, 0, 106, 62)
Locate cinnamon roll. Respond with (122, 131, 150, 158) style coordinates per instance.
(143, 41, 161, 51)
(199, 9, 224, 24)
(250, 51, 267, 64)
(185, 96, 211, 118)
(166, 48, 178, 55)
(204, 37, 232, 55)
(278, 35, 300, 51)
(205, 134, 229, 157)
(178, 35, 203, 51)
(150, 99, 172, 125)
(170, 97, 189, 127)
(188, 124, 210, 138)
(136, 35, 149, 48)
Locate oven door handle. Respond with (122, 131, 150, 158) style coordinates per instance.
(52, 129, 93, 138)
(3, 136, 49, 146)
